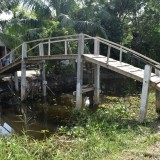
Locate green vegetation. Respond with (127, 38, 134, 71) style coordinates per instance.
(0, 0, 159, 61)
(0, 92, 160, 159)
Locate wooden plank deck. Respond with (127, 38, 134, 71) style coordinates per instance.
(83, 54, 160, 91)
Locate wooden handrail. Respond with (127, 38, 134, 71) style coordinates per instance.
(96, 36, 160, 67)
(0, 33, 159, 72)
(0, 44, 22, 61)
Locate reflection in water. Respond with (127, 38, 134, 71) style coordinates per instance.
(0, 122, 15, 135)
(0, 101, 59, 139)
(0, 91, 78, 139)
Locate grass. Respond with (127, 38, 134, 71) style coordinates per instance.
(0, 92, 160, 159)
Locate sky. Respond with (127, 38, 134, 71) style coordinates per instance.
(0, 12, 13, 20)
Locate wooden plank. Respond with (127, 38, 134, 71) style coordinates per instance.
(150, 75, 160, 84)
(130, 69, 142, 72)
(139, 65, 151, 122)
(83, 54, 160, 87)
(156, 83, 160, 91)
(73, 87, 94, 95)
(83, 54, 144, 82)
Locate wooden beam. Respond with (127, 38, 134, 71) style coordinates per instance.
(139, 65, 151, 122)
(73, 87, 94, 95)
(76, 34, 84, 108)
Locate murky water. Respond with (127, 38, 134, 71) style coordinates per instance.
(0, 94, 75, 140)
(0, 75, 141, 139)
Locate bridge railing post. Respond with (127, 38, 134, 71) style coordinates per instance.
(155, 67, 160, 115)
(119, 47, 122, 63)
(21, 42, 27, 101)
(5, 46, 7, 56)
(139, 64, 151, 122)
(39, 43, 44, 56)
(65, 40, 67, 55)
(94, 38, 100, 105)
(76, 34, 84, 108)
(107, 45, 111, 64)
(10, 51, 13, 63)
(48, 39, 51, 56)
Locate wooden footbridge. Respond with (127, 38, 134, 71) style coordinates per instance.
(0, 33, 160, 122)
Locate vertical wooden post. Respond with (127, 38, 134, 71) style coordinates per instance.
(76, 34, 84, 108)
(120, 47, 122, 63)
(14, 71, 19, 92)
(21, 43, 27, 101)
(39, 43, 46, 97)
(65, 41, 67, 55)
(39, 43, 44, 56)
(40, 61, 46, 97)
(94, 38, 100, 105)
(10, 51, 13, 63)
(48, 39, 51, 56)
(5, 46, 7, 55)
(155, 68, 160, 114)
(107, 45, 111, 64)
(139, 65, 151, 122)
(9, 76, 14, 90)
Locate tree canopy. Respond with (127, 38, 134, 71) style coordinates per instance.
(0, 0, 159, 61)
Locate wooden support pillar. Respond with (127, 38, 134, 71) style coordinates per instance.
(94, 38, 100, 105)
(21, 43, 27, 101)
(155, 68, 160, 114)
(39, 43, 46, 97)
(139, 65, 151, 122)
(14, 71, 19, 93)
(40, 61, 46, 97)
(76, 34, 84, 108)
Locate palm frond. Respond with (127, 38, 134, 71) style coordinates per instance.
(74, 20, 107, 38)
(21, 0, 52, 19)
(58, 13, 107, 38)
(58, 14, 73, 26)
